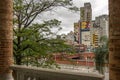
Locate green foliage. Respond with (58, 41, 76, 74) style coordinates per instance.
(13, 0, 77, 68)
(94, 46, 108, 74)
(100, 35, 108, 46)
(69, 6, 79, 12)
(14, 19, 61, 65)
(94, 36, 108, 74)
(48, 39, 75, 53)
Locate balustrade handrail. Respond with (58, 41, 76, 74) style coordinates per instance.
(10, 65, 104, 80)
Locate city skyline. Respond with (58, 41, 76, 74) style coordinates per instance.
(38, 0, 108, 34)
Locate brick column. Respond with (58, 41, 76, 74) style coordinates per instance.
(109, 0, 120, 80)
(0, 0, 13, 80)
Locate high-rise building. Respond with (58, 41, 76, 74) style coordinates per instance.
(91, 15, 109, 47)
(74, 22, 80, 43)
(80, 3, 92, 48)
(80, 3, 92, 22)
(65, 31, 74, 44)
(96, 15, 109, 37)
(74, 2, 108, 50)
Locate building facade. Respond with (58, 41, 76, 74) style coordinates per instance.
(65, 31, 75, 44)
(74, 22, 80, 44)
(80, 3, 92, 48)
(80, 3, 92, 22)
(74, 3, 108, 50)
(94, 15, 109, 37)
(91, 15, 109, 47)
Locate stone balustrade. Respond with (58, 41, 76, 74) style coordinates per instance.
(10, 65, 104, 80)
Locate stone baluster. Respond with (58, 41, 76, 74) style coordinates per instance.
(10, 65, 104, 80)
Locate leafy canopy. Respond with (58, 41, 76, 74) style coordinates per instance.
(13, 0, 78, 67)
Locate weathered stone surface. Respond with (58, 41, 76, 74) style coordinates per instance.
(0, 0, 13, 80)
(10, 65, 104, 80)
(109, 0, 120, 80)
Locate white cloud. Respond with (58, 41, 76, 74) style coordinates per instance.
(36, 0, 108, 34)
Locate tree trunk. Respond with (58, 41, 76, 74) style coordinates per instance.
(109, 0, 120, 80)
(0, 0, 13, 80)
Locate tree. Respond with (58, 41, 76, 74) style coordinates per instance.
(0, 0, 13, 80)
(94, 36, 108, 74)
(94, 45, 108, 74)
(13, 0, 78, 66)
(100, 35, 108, 46)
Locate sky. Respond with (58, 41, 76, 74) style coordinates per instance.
(38, 0, 108, 35)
